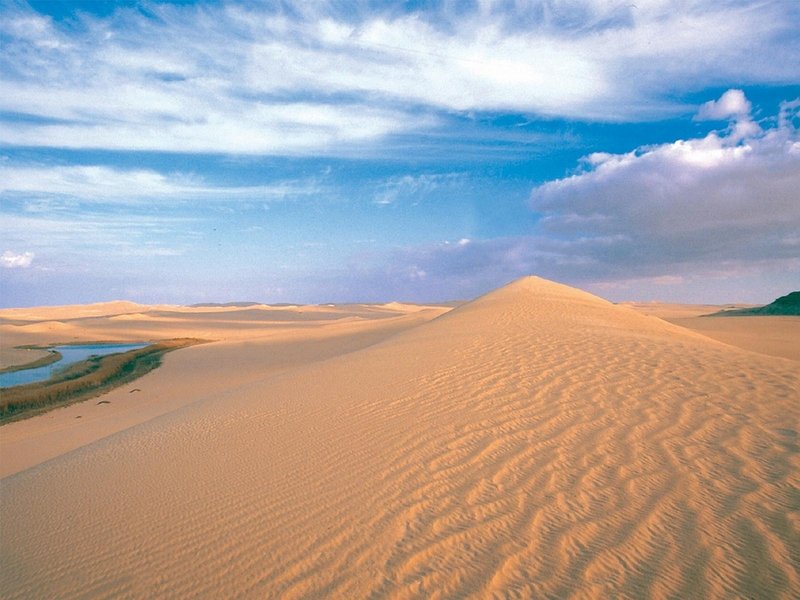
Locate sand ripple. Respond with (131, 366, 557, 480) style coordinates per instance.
(1, 277, 798, 598)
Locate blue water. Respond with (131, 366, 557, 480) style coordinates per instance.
(0, 343, 148, 388)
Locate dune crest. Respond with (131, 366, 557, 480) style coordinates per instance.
(0, 300, 152, 321)
(451, 275, 613, 315)
(1, 277, 798, 599)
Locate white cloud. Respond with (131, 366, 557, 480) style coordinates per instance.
(331, 91, 800, 302)
(694, 88, 761, 141)
(528, 91, 800, 281)
(0, 210, 197, 261)
(1, 251, 34, 268)
(373, 173, 463, 205)
(695, 89, 751, 121)
(1, 2, 798, 154)
(0, 102, 420, 155)
(0, 164, 323, 202)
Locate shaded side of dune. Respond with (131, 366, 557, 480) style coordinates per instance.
(710, 290, 800, 316)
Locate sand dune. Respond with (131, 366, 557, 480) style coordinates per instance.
(0, 301, 443, 370)
(0, 300, 152, 322)
(1, 277, 798, 598)
(0, 303, 448, 474)
(15, 319, 74, 333)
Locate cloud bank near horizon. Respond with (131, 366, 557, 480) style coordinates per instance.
(2, 0, 799, 155)
(332, 91, 799, 302)
(530, 94, 800, 277)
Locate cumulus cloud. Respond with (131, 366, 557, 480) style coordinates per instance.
(695, 88, 760, 140)
(335, 91, 800, 302)
(528, 90, 800, 282)
(1, 2, 799, 153)
(1, 250, 34, 268)
(695, 89, 751, 120)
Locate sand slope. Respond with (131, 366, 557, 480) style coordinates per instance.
(1, 277, 798, 598)
(622, 302, 800, 363)
(0, 303, 448, 475)
(0, 301, 443, 369)
(666, 316, 800, 363)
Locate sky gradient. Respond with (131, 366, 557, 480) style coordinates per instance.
(1, 0, 799, 307)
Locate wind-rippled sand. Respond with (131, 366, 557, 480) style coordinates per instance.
(1, 277, 798, 598)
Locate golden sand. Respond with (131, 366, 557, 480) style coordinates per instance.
(624, 302, 800, 362)
(1, 277, 798, 598)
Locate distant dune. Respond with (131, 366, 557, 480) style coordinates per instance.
(710, 290, 800, 316)
(1, 277, 798, 598)
(189, 301, 264, 308)
(0, 300, 151, 321)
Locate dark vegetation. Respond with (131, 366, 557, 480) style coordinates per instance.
(710, 291, 800, 316)
(0, 339, 207, 424)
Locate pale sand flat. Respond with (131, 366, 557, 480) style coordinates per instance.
(0, 347, 52, 370)
(619, 301, 755, 320)
(625, 302, 800, 362)
(1, 278, 798, 598)
(664, 316, 800, 363)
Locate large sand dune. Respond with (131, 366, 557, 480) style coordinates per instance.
(1, 277, 798, 598)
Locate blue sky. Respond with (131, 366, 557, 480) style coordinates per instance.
(1, 0, 799, 306)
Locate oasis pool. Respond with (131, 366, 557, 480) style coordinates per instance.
(0, 343, 148, 388)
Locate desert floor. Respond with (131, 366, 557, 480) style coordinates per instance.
(1, 277, 798, 598)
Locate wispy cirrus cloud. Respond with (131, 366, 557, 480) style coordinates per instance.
(1, 1, 798, 155)
(0, 163, 324, 202)
(373, 172, 465, 205)
(0, 210, 196, 255)
(0, 160, 329, 281)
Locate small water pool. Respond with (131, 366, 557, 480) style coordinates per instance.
(0, 343, 149, 388)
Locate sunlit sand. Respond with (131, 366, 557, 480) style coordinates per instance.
(1, 277, 798, 598)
